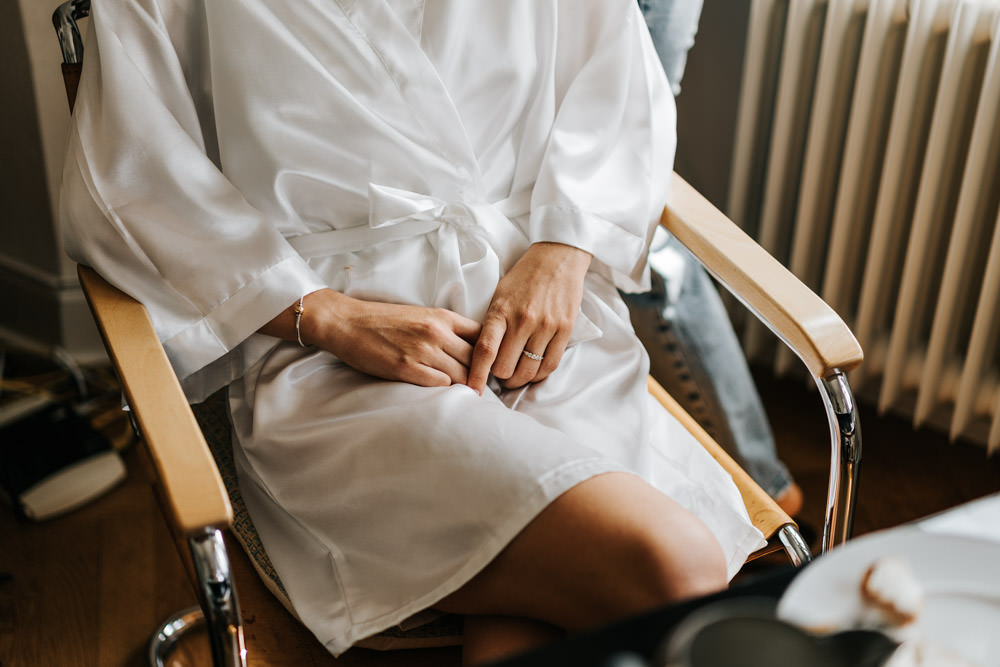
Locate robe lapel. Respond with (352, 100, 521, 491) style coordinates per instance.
(333, 0, 484, 198)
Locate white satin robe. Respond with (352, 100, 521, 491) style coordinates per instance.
(60, 0, 764, 655)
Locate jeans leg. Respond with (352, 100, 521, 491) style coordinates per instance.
(634, 0, 794, 499)
(625, 232, 794, 498)
(639, 0, 705, 96)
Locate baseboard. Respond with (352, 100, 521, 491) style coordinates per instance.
(0, 261, 105, 363)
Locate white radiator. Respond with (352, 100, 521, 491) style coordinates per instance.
(726, 0, 1000, 451)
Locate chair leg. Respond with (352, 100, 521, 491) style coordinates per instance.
(147, 530, 247, 666)
(148, 606, 204, 667)
(816, 371, 862, 553)
(777, 524, 812, 566)
(188, 528, 248, 667)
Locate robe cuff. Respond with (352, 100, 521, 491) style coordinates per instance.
(528, 204, 652, 292)
(162, 254, 327, 396)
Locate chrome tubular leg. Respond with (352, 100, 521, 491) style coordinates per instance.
(816, 371, 862, 553)
(189, 529, 247, 667)
(52, 0, 90, 64)
(148, 607, 204, 667)
(777, 525, 812, 566)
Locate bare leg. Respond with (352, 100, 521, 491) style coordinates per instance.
(437, 472, 728, 663)
(461, 616, 562, 666)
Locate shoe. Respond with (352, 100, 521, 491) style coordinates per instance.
(774, 481, 803, 517)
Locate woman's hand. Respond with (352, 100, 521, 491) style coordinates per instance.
(260, 289, 482, 387)
(467, 242, 592, 394)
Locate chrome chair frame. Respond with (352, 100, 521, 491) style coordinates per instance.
(54, 6, 246, 666)
(52, 0, 88, 64)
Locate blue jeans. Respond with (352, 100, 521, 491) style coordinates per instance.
(630, 1, 794, 498)
(638, 0, 704, 96)
(626, 231, 793, 497)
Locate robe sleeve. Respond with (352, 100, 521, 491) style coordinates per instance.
(528, 0, 676, 292)
(59, 2, 327, 401)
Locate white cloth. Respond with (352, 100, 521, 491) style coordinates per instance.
(60, 0, 764, 655)
(918, 493, 1000, 544)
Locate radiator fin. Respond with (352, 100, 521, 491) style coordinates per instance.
(728, 0, 1000, 449)
(744, 0, 829, 360)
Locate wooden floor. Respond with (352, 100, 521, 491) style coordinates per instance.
(2, 371, 999, 666)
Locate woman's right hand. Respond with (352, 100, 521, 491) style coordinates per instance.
(264, 289, 482, 387)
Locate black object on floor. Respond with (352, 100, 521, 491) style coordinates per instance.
(487, 566, 803, 667)
(0, 401, 125, 520)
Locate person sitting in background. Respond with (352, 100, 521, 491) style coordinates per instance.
(632, 0, 803, 516)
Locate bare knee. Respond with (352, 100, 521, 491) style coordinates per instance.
(588, 473, 729, 608)
(438, 473, 731, 632)
(555, 484, 729, 629)
(627, 514, 729, 605)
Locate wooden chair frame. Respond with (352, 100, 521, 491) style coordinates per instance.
(55, 3, 863, 664)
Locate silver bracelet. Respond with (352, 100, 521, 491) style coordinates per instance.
(294, 295, 307, 347)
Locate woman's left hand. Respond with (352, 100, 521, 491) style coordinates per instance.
(467, 242, 592, 393)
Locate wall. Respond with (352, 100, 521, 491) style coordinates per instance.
(675, 0, 751, 210)
(0, 0, 101, 360)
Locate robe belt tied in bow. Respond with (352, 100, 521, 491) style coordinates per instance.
(287, 184, 531, 271)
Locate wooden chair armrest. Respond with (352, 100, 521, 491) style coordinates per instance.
(661, 173, 863, 378)
(77, 265, 232, 535)
(647, 377, 793, 541)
